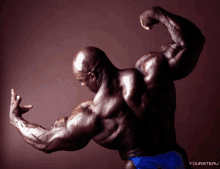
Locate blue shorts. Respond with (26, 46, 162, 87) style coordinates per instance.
(129, 151, 186, 169)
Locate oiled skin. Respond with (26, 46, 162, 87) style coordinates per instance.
(10, 6, 205, 169)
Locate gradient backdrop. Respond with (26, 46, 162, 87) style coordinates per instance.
(1, 0, 219, 169)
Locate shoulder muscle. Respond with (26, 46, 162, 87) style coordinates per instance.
(63, 100, 97, 150)
(134, 52, 170, 88)
(67, 100, 95, 134)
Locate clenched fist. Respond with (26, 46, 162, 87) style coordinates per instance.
(140, 6, 161, 30)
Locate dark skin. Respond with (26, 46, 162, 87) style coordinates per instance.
(10, 6, 205, 169)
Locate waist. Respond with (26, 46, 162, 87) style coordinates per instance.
(119, 145, 188, 161)
(119, 148, 144, 161)
(129, 151, 186, 169)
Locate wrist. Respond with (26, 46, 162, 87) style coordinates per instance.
(10, 115, 22, 125)
(153, 6, 160, 19)
(154, 6, 163, 22)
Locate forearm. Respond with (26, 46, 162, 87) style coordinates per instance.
(10, 116, 48, 151)
(10, 92, 93, 154)
(156, 6, 205, 46)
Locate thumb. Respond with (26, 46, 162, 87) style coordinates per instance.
(21, 105, 33, 109)
(20, 105, 33, 114)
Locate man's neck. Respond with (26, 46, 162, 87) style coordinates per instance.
(100, 66, 118, 88)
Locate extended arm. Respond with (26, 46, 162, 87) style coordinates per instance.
(10, 89, 95, 153)
(140, 6, 205, 80)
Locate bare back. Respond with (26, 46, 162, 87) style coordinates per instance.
(89, 52, 177, 161)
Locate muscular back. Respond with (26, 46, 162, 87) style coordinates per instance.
(73, 6, 205, 162)
(124, 52, 177, 152)
(88, 52, 177, 160)
(133, 52, 177, 148)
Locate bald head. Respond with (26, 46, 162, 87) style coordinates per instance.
(73, 46, 110, 74)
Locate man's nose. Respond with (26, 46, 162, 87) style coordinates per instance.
(81, 82, 85, 87)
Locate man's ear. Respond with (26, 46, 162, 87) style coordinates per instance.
(89, 72, 96, 81)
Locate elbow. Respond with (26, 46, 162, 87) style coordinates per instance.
(42, 148, 54, 154)
(38, 143, 54, 154)
(43, 151, 52, 154)
(197, 32, 206, 47)
(188, 33, 206, 48)
(41, 138, 63, 154)
(197, 34, 206, 54)
(187, 33, 205, 53)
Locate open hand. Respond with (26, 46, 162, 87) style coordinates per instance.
(140, 6, 160, 30)
(10, 89, 33, 119)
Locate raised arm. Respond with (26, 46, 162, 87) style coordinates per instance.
(10, 89, 96, 154)
(139, 6, 205, 80)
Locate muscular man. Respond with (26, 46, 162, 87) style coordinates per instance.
(10, 6, 205, 169)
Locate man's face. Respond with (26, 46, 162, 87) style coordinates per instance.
(74, 70, 98, 93)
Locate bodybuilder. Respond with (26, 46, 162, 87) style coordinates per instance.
(10, 6, 205, 169)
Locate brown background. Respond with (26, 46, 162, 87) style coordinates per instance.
(0, 0, 219, 168)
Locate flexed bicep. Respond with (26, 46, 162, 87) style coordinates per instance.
(158, 9, 205, 80)
(140, 6, 205, 80)
(42, 101, 96, 153)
